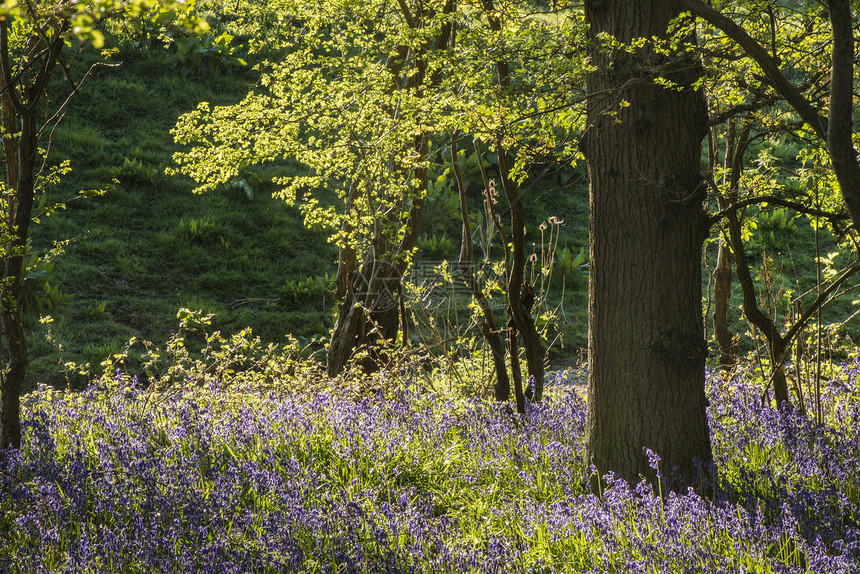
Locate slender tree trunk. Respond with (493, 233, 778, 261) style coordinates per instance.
(325, 2, 452, 378)
(725, 206, 791, 406)
(0, 111, 36, 451)
(713, 121, 751, 375)
(713, 239, 735, 373)
(769, 339, 790, 407)
(583, 0, 713, 489)
(0, 291, 27, 450)
(496, 147, 544, 404)
(452, 134, 510, 401)
(334, 181, 360, 302)
(0, 18, 69, 451)
(477, 0, 545, 403)
(327, 296, 364, 378)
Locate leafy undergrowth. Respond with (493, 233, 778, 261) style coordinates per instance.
(1, 365, 859, 573)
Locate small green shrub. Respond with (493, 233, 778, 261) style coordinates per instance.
(111, 157, 171, 187)
(166, 32, 247, 77)
(174, 215, 224, 246)
(280, 274, 335, 305)
(108, 1, 191, 48)
(417, 233, 454, 259)
(85, 300, 108, 318)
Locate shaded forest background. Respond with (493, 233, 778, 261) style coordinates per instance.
(18, 0, 858, 395)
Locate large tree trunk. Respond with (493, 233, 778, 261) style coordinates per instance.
(583, 0, 713, 489)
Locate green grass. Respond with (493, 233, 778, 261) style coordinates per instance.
(25, 38, 338, 387)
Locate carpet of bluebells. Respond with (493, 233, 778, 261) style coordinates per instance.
(1, 364, 859, 573)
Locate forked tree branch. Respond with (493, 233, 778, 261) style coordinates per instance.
(680, 0, 860, 233)
(676, 0, 827, 138)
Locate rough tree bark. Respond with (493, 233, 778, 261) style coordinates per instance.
(583, 0, 713, 488)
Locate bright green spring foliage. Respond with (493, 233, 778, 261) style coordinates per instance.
(174, 0, 449, 253)
(171, 0, 588, 257)
(0, 0, 207, 49)
(699, 1, 846, 211)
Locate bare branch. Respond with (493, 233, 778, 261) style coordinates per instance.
(37, 61, 119, 143)
(784, 262, 860, 344)
(709, 195, 849, 226)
